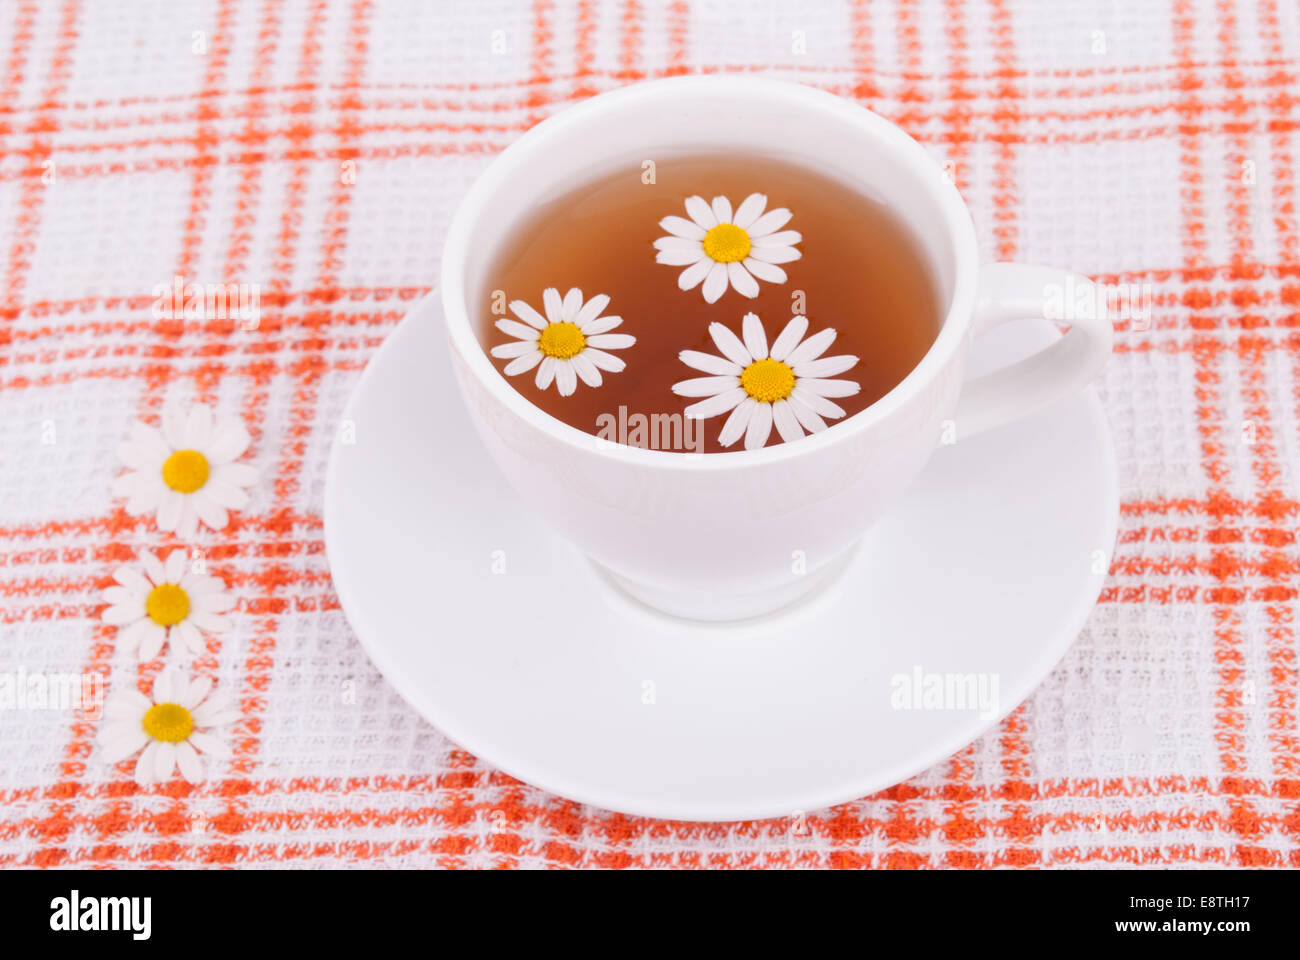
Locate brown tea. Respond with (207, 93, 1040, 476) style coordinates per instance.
(475, 154, 940, 454)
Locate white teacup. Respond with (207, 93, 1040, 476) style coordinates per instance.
(441, 76, 1111, 621)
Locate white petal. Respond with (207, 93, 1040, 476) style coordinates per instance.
(746, 207, 793, 237)
(156, 490, 184, 533)
(192, 690, 234, 722)
(792, 385, 847, 419)
(717, 398, 756, 447)
(161, 400, 188, 449)
(659, 215, 706, 240)
(116, 618, 154, 656)
(657, 248, 707, 266)
(732, 193, 767, 230)
(574, 293, 610, 327)
(188, 609, 229, 633)
(101, 586, 141, 609)
(135, 742, 161, 784)
(111, 564, 152, 595)
(788, 395, 829, 433)
(535, 356, 557, 390)
(555, 360, 578, 397)
(711, 195, 733, 224)
(672, 376, 739, 398)
(684, 387, 747, 420)
(708, 323, 753, 367)
(744, 402, 774, 450)
(684, 195, 717, 229)
(102, 602, 145, 626)
(141, 552, 167, 585)
(207, 419, 251, 464)
(117, 439, 163, 471)
(676, 257, 713, 291)
(679, 350, 742, 376)
(578, 315, 622, 336)
(542, 287, 564, 323)
(752, 230, 802, 248)
(123, 474, 165, 516)
(701, 262, 729, 303)
(508, 300, 549, 330)
(494, 318, 541, 341)
(785, 328, 837, 364)
(561, 287, 583, 321)
(104, 690, 150, 720)
(727, 262, 759, 298)
(182, 676, 213, 709)
(769, 315, 809, 361)
(799, 377, 861, 399)
(490, 340, 537, 359)
(653, 236, 701, 251)
(210, 462, 257, 489)
(100, 728, 149, 764)
(585, 333, 634, 350)
(183, 405, 213, 449)
(175, 741, 204, 782)
(127, 421, 170, 462)
(742, 312, 769, 360)
(190, 491, 229, 532)
(742, 257, 788, 285)
(199, 478, 249, 511)
(174, 620, 206, 656)
(572, 353, 602, 387)
(503, 352, 542, 376)
(584, 349, 625, 373)
(772, 400, 804, 443)
(164, 549, 186, 583)
(793, 355, 859, 378)
(152, 669, 178, 704)
(154, 742, 178, 780)
(188, 730, 231, 758)
(747, 244, 802, 264)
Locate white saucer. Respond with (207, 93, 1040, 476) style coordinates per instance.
(324, 296, 1118, 821)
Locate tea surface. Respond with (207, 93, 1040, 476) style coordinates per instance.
(477, 154, 940, 453)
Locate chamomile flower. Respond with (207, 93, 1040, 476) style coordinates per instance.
(654, 193, 802, 303)
(673, 312, 860, 450)
(113, 399, 258, 540)
(100, 549, 234, 661)
(490, 287, 635, 396)
(96, 668, 239, 785)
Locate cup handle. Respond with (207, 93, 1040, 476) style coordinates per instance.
(953, 262, 1113, 438)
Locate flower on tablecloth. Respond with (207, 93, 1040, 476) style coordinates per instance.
(100, 549, 234, 661)
(672, 312, 859, 450)
(97, 668, 239, 785)
(113, 399, 258, 539)
(655, 193, 802, 303)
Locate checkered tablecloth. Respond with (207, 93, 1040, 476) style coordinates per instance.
(1, 0, 1298, 869)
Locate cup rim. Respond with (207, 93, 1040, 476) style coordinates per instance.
(441, 75, 979, 471)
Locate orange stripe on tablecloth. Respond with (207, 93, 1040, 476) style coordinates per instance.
(985, 0, 1037, 866)
(616, 0, 643, 82)
(848, 0, 878, 103)
(893, 0, 926, 133)
(664, 0, 689, 77)
(573, 0, 598, 99)
(1257, 0, 1300, 853)
(221, 0, 286, 283)
(526, 0, 555, 127)
(0, 0, 75, 339)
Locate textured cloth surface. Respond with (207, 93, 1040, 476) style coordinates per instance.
(2, 0, 1299, 869)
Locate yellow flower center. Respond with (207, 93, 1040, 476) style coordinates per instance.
(740, 358, 796, 404)
(145, 583, 190, 627)
(142, 702, 194, 743)
(538, 321, 586, 360)
(161, 449, 210, 493)
(702, 223, 752, 263)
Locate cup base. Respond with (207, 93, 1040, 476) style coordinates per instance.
(592, 546, 856, 623)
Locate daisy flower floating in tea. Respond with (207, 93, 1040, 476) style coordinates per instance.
(673, 312, 860, 450)
(491, 287, 635, 396)
(655, 193, 802, 303)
